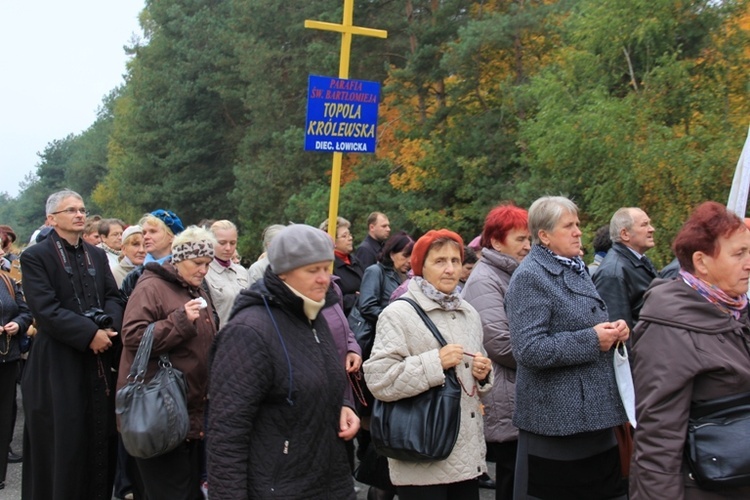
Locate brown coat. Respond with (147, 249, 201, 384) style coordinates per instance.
(118, 262, 217, 439)
(630, 278, 750, 499)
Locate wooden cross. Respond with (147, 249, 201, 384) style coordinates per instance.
(305, 0, 387, 241)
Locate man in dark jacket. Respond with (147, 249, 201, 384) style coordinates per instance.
(593, 207, 657, 330)
(20, 190, 123, 500)
(355, 212, 390, 269)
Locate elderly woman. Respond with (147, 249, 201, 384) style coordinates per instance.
(461, 203, 530, 500)
(321, 216, 363, 316)
(111, 225, 146, 287)
(505, 196, 629, 499)
(205, 220, 250, 327)
(120, 209, 184, 301)
(364, 229, 492, 499)
(119, 225, 218, 499)
(630, 202, 750, 499)
(207, 224, 359, 499)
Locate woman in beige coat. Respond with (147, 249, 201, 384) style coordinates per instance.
(364, 229, 492, 500)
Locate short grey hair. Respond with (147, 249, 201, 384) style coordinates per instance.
(609, 208, 636, 243)
(262, 224, 286, 250)
(319, 216, 350, 233)
(46, 189, 82, 215)
(171, 225, 217, 250)
(528, 196, 578, 245)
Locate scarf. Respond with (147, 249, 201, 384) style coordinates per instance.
(100, 242, 121, 258)
(540, 245, 587, 275)
(414, 276, 462, 311)
(334, 250, 351, 266)
(144, 253, 171, 265)
(215, 257, 232, 269)
(283, 282, 326, 320)
(679, 269, 748, 320)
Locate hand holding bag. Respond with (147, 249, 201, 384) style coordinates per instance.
(370, 297, 461, 462)
(116, 323, 189, 459)
(614, 341, 637, 428)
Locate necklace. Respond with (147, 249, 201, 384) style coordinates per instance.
(457, 373, 477, 397)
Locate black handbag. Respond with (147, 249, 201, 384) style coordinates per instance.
(685, 391, 750, 489)
(116, 323, 190, 459)
(370, 297, 461, 462)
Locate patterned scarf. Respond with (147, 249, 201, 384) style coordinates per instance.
(540, 245, 587, 275)
(414, 276, 462, 311)
(100, 241, 121, 258)
(679, 269, 748, 320)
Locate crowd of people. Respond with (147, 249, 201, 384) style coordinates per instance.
(1, 189, 750, 499)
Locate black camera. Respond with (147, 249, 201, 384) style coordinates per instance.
(83, 308, 113, 329)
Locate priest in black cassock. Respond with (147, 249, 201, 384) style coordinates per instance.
(20, 189, 123, 500)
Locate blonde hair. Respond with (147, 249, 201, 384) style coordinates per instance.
(139, 214, 173, 236)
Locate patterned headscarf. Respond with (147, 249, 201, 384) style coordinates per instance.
(172, 239, 215, 263)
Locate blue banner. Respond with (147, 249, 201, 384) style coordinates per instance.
(305, 75, 380, 154)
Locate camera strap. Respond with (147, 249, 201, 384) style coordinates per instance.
(49, 231, 101, 312)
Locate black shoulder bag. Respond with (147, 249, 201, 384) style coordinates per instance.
(369, 297, 461, 462)
(686, 391, 750, 489)
(116, 323, 190, 459)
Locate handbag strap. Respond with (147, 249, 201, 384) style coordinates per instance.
(0, 272, 15, 300)
(128, 323, 164, 381)
(396, 297, 448, 347)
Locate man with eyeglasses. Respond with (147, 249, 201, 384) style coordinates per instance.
(19, 189, 123, 500)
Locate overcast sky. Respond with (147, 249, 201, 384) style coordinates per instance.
(0, 1, 144, 197)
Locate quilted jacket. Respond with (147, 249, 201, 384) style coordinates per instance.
(363, 279, 491, 486)
(207, 270, 355, 499)
(505, 244, 627, 436)
(461, 248, 519, 444)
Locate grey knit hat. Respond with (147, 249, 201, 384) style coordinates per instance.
(268, 224, 334, 274)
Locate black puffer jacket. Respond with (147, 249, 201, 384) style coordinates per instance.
(207, 269, 354, 500)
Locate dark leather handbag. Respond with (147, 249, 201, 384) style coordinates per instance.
(370, 297, 461, 462)
(685, 391, 750, 489)
(116, 323, 189, 459)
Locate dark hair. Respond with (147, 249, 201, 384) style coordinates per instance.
(480, 203, 528, 249)
(463, 246, 478, 265)
(673, 201, 744, 273)
(592, 225, 612, 253)
(379, 231, 414, 266)
(0, 230, 9, 251)
(98, 218, 126, 237)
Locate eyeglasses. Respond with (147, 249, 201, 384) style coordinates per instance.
(51, 208, 89, 216)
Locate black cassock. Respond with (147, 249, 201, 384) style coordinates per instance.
(20, 231, 123, 500)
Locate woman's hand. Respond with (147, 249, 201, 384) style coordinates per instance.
(338, 406, 360, 441)
(345, 352, 362, 373)
(2, 321, 19, 336)
(594, 321, 629, 351)
(184, 298, 204, 322)
(439, 344, 464, 370)
(471, 353, 492, 381)
(611, 319, 630, 342)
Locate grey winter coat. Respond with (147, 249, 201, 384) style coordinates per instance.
(364, 279, 491, 486)
(505, 244, 627, 436)
(630, 278, 750, 499)
(461, 248, 518, 444)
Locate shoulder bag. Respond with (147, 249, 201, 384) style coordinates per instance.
(685, 391, 750, 490)
(369, 297, 461, 462)
(116, 323, 189, 459)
